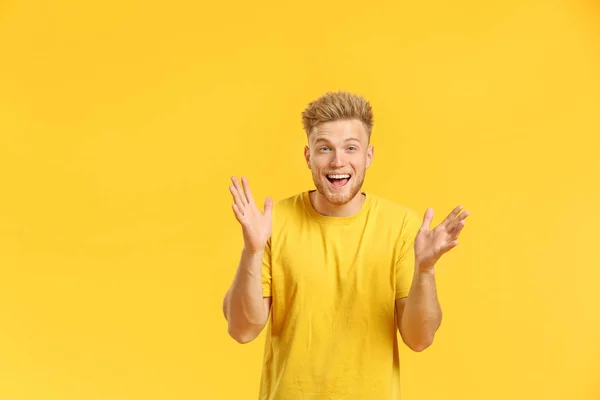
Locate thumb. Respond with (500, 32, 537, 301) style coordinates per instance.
(440, 239, 459, 254)
(263, 197, 274, 215)
(421, 208, 434, 230)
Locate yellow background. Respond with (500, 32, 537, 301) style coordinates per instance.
(1, 0, 599, 399)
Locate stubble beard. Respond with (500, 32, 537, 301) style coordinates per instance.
(312, 169, 365, 206)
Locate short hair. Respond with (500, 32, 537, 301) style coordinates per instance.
(301, 91, 374, 139)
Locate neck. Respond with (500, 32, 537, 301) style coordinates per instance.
(310, 190, 365, 217)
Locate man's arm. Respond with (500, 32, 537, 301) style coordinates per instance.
(396, 205, 469, 352)
(223, 176, 274, 344)
(395, 268, 442, 352)
(223, 248, 272, 344)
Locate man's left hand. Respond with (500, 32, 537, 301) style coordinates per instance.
(414, 205, 470, 272)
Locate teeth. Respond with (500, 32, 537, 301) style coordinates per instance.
(327, 174, 350, 179)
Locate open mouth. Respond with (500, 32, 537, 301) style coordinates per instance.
(326, 173, 351, 188)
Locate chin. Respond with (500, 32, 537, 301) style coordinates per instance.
(325, 194, 354, 205)
(316, 176, 363, 205)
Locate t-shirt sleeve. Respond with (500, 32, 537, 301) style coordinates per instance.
(262, 237, 272, 298)
(395, 210, 422, 299)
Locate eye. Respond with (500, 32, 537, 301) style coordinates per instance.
(348, 146, 357, 151)
(319, 146, 329, 151)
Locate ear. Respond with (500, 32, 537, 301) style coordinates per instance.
(304, 145, 311, 169)
(366, 145, 374, 168)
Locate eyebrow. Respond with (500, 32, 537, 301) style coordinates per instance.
(314, 137, 361, 144)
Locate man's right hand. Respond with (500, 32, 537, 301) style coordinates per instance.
(229, 176, 273, 254)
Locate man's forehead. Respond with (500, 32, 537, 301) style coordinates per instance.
(311, 120, 367, 140)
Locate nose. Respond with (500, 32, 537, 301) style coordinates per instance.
(330, 150, 345, 168)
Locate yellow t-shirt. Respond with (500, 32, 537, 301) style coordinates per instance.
(259, 190, 422, 400)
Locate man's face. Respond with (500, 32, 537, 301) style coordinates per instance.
(304, 119, 374, 205)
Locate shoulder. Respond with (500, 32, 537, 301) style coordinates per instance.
(268, 192, 310, 245)
(272, 192, 305, 214)
(269, 192, 309, 225)
(366, 193, 422, 234)
(274, 192, 304, 207)
(368, 193, 420, 221)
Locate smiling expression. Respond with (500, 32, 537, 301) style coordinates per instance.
(304, 119, 374, 206)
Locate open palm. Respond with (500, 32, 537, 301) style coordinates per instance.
(229, 176, 273, 254)
(414, 205, 469, 271)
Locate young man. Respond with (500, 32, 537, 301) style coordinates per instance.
(222, 91, 469, 399)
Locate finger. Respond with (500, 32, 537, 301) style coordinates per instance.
(420, 208, 434, 230)
(441, 205, 463, 227)
(448, 211, 468, 232)
(458, 209, 470, 221)
(241, 176, 256, 206)
(231, 176, 248, 205)
(440, 239, 459, 254)
(232, 203, 244, 221)
(229, 184, 245, 212)
(449, 219, 466, 239)
(264, 197, 274, 216)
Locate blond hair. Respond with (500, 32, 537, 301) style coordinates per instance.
(301, 91, 374, 139)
